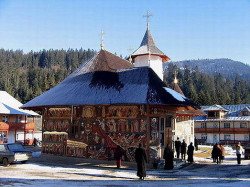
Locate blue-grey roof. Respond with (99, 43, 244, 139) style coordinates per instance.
(22, 67, 198, 109)
(195, 104, 250, 122)
(21, 50, 198, 110)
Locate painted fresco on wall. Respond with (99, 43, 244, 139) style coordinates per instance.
(43, 119, 70, 132)
(42, 105, 148, 161)
(150, 117, 160, 146)
(150, 106, 174, 116)
(67, 147, 87, 158)
(42, 132, 67, 155)
(44, 108, 71, 119)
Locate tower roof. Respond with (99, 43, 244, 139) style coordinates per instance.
(171, 71, 184, 96)
(171, 82, 184, 96)
(131, 27, 170, 62)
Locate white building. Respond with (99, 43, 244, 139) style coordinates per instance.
(195, 104, 250, 145)
(0, 91, 39, 145)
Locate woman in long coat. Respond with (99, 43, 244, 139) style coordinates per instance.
(135, 143, 147, 180)
(187, 142, 194, 163)
(163, 144, 174, 169)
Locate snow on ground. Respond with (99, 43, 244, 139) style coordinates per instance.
(1, 145, 250, 187)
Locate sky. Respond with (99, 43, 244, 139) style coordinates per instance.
(0, 0, 250, 65)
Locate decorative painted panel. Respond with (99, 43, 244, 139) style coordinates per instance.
(150, 106, 174, 115)
(42, 105, 148, 161)
(44, 108, 71, 119)
(43, 119, 70, 132)
(150, 117, 160, 146)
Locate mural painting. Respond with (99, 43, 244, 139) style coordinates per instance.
(42, 105, 166, 161)
(42, 132, 67, 155)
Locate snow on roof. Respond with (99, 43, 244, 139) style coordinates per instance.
(0, 91, 39, 116)
(195, 116, 250, 122)
(240, 106, 250, 112)
(195, 104, 250, 121)
(163, 87, 186, 102)
(203, 104, 228, 111)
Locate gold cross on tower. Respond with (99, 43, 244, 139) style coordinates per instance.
(143, 10, 153, 29)
(174, 71, 178, 84)
(100, 30, 105, 50)
(127, 48, 134, 63)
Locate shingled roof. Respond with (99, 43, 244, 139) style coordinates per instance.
(131, 27, 170, 62)
(21, 50, 198, 110)
(171, 82, 184, 96)
(71, 49, 133, 74)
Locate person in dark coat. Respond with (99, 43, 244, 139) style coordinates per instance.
(163, 144, 174, 170)
(175, 137, 181, 158)
(187, 142, 194, 163)
(114, 145, 123, 168)
(211, 144, 217, 163)
(181, 140, 187, 160)
(211, 143, 221, 164)
(194, 137, 199, 151)
(135, 143, 147, 180)
(33, 138, 37, 147)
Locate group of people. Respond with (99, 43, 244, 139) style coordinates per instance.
(211, 143, 225, 164)
(174, 137, 195, 163)
(211, 142, 244, 165)
(115, 140, 245, 180)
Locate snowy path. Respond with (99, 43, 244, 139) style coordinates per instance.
(1, 145, 250, 186)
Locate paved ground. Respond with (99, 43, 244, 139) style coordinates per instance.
(0, 150, 249, 187)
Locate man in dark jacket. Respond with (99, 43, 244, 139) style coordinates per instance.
(135, 143, 147, 180)
(181, 140, 187, 160)
(163, 144, 174, 170)
(175, 137, 181, 158)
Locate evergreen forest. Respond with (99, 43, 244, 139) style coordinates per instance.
(0, 49, 249, 105)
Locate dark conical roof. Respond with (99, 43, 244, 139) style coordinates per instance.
(72, 49, 133, 74)
(131, 27, 170, 62)
(171, 82, 184, 96)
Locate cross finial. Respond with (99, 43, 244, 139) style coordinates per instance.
(100, 30, 105, 49)
(127, 48, 134, 63)
(174, 71, 178, 84)
(143, 10, 153, 29)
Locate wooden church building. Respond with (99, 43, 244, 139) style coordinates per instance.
(22, 25, 201, 161)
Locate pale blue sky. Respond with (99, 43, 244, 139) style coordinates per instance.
(0, 0, 250, 64)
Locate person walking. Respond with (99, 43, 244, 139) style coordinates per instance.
(175, 137, 181, 159)
(187, 142, 194, 164)
(181, 140, 187, 160)
(114, 145, 123, 168)
(236, 142, 244, 164)
(135, 143, 147, 180)
(163, 144, 174, 170)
